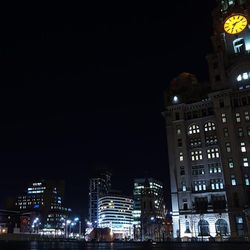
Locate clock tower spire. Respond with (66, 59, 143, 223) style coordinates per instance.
(207, 0, 250, 90)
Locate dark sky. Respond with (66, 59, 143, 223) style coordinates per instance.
(0, 1, 217, 217)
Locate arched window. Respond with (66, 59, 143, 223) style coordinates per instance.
(204, 122, 216, 132)
(233, 38, 245, 54)
(215, 219, 228, 236)
(198, 219, 210, 236)
(188, 124, 200, 135)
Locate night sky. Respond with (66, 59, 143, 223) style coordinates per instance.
(0, 1, 217, 217)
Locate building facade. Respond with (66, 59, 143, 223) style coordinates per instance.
(15, 180, 70, 232)
(98, 195, 133, 239)
(133, 178, 165, 240)
(164, 0, 250, 240)
(89, 169, 111, 228)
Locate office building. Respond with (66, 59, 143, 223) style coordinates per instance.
(98, 194, 133, 239)
(163, 0, 250, 239)
(133, 178, 165, 240)
(89, 169, 111, 228)
(15, 180, 71, 232)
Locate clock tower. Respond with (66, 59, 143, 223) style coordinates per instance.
(207, 0, 250, 91)
(164, 0, 250, 240)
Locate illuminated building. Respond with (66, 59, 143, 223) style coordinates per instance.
(133, 178, 165, 240)
(98, 194, 133, 239)
(15, 180, 71, 231)
(163, 0, 250, 240)
(89, 169, 111, 228)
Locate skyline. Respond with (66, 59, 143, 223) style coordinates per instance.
(0, 1, 217, 217)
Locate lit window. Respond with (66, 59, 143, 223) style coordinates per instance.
(210, 179, 224, 190)
(236, 113, 241, 123)
(226, 142, 231, 153)
(177, 128, 181, 135)
(181, 181, 186, 192)
(243, 72, 248, 80)
(237, 74, 242, 81)
(193, 181, 206, 191)
(221, 113, 227, 123)
(188, 124, 200, 135)
(208, 163, 222, 173)
(243, 157, 249, 167)
(204, 122, 216, 132)
(179, 152, 184, 162)
(191, 150, 203, 161)
(245, 111, 250, 121)
(240, 142, 247, 152)
(228, 158, 234, 168)
(231, 175, 237, 186)
(244, 174, 250, 186)
(233, 38, 245, 54)
(207, 148, 220, 159)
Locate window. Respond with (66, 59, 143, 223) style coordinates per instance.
(235, 216, 244, 237)
(207, 148, 220, 159)
(205, 136, 218, 145)
(178, 139, 182, 147)
(176, 127, 181, 135)
(192, 165, 205, 175)
(204, 122, 216, 131)
(238, 127, 244, 137)
(244, 174, 250, 186)
(185, 220, 191, 233)
(179, 152, 184, 162)
(233, 38, 245, 54)
(245, 111, 250, 121)
(219, 100, 224, 108)
(190, 138, 202, 148)
(210, 179, 224, 190)
(181, 181, 187, 192)
(248, 127, 250, 136)
(191, 150, 203, 161)
(243, 157, 249, 167)
(240, 142, 246, 152)
(226, 142, 231, 153)
(180, 166, 185, 175)
(221, 113, 227, 123)
(236, 113, 241, 123)
(223, 128, 229, 137)
(231, 175, 237, 186)
(215, 219, 228, 236)
(209, 163, 222, 173)
(193, 180, 206, 191)
(198, 220, 210, 236)
(188, 124, 200, 135)
(228, 158, 234, 168)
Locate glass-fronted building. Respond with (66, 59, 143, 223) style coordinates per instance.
(98, 195, 133, 239)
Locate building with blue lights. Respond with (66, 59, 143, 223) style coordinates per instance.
(15, 180, 71, 232)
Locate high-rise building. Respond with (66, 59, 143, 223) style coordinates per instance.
(89, 169, 111, 228)
(15, 180, 70, 231)
(98, 194, 133, 240)
(133, 178, 165, 240)
(163, 0, 250, 240)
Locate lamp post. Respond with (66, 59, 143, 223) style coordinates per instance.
(74, 217, 81, 238)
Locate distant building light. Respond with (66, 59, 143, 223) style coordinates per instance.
(173, 96, 179, 103)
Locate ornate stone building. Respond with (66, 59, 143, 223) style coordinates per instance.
(163, 0, 250, 240)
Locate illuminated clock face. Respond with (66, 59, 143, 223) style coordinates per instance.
(224, 15, 248, 34)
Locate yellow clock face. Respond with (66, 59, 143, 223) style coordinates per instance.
(224, 15, 248, 34)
